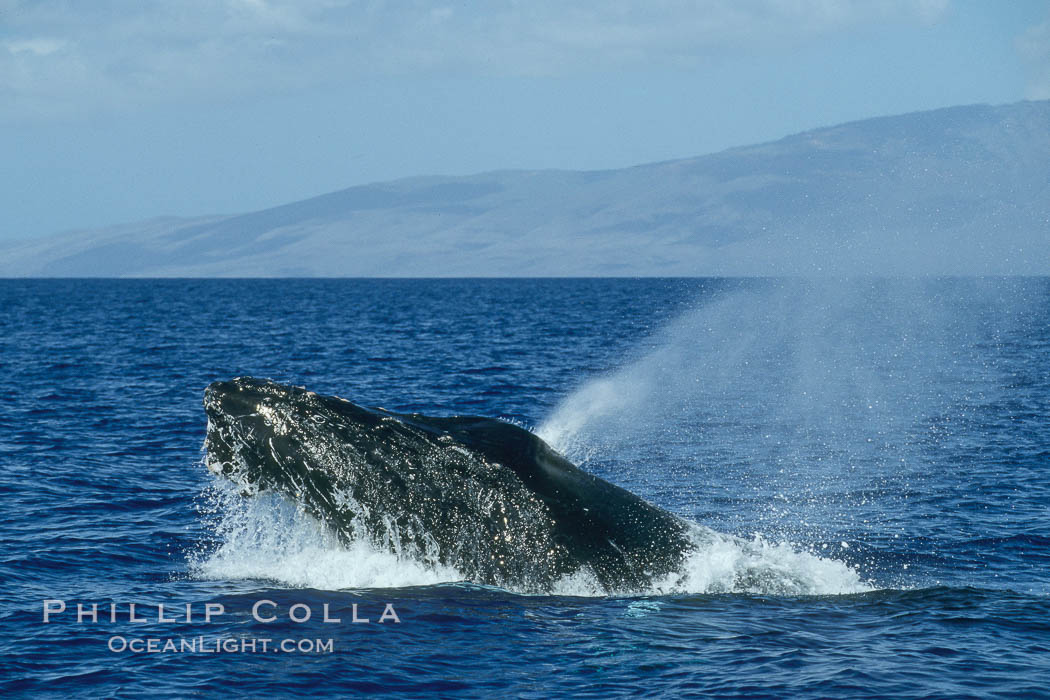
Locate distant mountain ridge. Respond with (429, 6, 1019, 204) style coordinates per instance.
(3, 100, 1048, 276)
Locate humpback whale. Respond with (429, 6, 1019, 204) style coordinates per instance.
(203, 377, 693, 593)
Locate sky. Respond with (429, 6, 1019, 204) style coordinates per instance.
(1, 0, 1048, 242)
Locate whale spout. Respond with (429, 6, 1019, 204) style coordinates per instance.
(203, 377, 693, 593)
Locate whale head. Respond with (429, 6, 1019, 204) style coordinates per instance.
(203, 377, 341, 493)
(202, 377, 691, 593)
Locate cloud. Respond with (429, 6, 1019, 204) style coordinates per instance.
(1017, 12, 1050, 100)
(0, 0, 950, 119)
(5, 37, 67, 56)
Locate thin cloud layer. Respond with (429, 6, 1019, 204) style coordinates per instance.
(1, 0, 950, 119)
(1017, 12, 1050, 99)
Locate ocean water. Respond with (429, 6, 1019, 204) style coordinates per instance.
(1, 278, 1048, 698)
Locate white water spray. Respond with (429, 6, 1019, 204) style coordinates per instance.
(190, 478, 871, 596)
(190, 482, 464, 590)
(191, 280, 1022, 596)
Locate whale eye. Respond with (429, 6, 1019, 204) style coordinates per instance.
(310, 414, 326, 424)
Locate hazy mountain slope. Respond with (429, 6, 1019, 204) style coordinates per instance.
(3, 100, 1048, 276)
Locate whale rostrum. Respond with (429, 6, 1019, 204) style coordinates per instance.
(203, 377, 693, 593)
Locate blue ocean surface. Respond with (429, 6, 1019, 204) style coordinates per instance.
(1, 278, 1048, 698)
